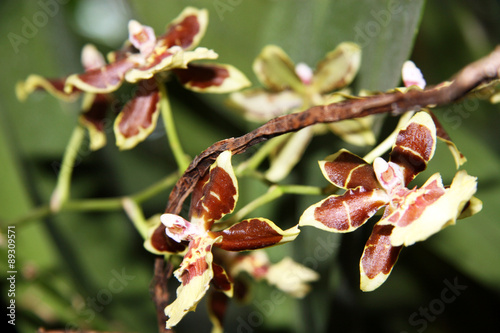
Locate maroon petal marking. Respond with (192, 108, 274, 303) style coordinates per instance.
(190, 154, 238, 229)
(115, 78, 160, 139)
(80, 94, 110, 132)
(150, 224, 187, 253)
(211, 263, 233, 293)
(211, 218, 294, 251)
(322, 150, 379, 190)
(312, 188, 387, 232)
(173, 64, 229, 89)
(160, 14, 201, 50)
(65, 58, 137, 93)
(390, 122, 435, 185)
(360, 224, 402, 283)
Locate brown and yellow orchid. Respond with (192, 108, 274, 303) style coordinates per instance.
(17, 7, 250, 150)
(159, 151, 301, 328)
(228, 43, 376, 181)
(299, 111, 481, 291)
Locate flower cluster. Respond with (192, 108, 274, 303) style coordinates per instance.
(17, 7, 250, 150)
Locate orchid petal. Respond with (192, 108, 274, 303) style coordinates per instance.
(384, 171, 478, 247)
(360, 224, 402, 292)
(161, 213, 204, 243)
(312, 42, 361, 93)
(165, 235, 220, 329)
(211, 263, 233, 297)
(319, 149, 379, 190)
(299, 188, 388, 232)
(389, 111, 437, 185)
(128, 20, 156, 58)
(124, 46, 218, 83)
(190, 151, 238, 230)
(16, 75, 78, 102)
(79, 93, 110, 151)
(212, 219, 300, 251)
(229, 250, 271, 279)
(265, 257, 319, 298)
(253, 45, 303, 92)
(65, 58, 137, 94)
(228, 89, 303, 122)
(143, 216, 187, 255)
(457, 196, 483, 219)
(113, 78, 160, 150)
(266, 127, 313, 182)
(81, 44, 107, 71)
(159, 7, 208, 51)
(173, 63, 250, 93)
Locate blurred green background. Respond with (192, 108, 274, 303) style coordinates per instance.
(1, 0, 499, 332)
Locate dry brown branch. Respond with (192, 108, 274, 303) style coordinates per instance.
(150, 257, 175, 333)
(165, 45, 500, 216)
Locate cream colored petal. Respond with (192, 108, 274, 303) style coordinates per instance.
(265, 127, 313, 182)
(383, 171, 478, 247)
(253, 45, 303, 92)
(312, 42, 361, 93)
(165, 235, 221, 329)
(228, 89, 303, 122)
(266, 257, 319, 298)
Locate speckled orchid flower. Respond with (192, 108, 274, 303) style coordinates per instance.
(17, 7, 249, 150)
(228, 43, 375, 181)
(159, 151, 300, 328)
(299, 111, 481, 291)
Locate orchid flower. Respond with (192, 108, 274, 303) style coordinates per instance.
(159, 151, 301, 328)
(299, 111, 481, 291)
(228, 43, 376, 181)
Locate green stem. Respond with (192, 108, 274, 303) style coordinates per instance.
(50, 125, 86, 212)
(8, 172, 179, 228)
(158, 82, 190, 172)
(122, 198, 149, 239)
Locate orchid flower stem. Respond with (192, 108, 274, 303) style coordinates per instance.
(122, 198, 149, 239)
(223, 184, 322, 226)
(9, 172, 178, 228)
(158, 83, 191, 172)
(50, 125, 86, 212)
(363, 111, 415, 163)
